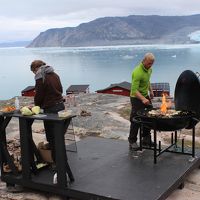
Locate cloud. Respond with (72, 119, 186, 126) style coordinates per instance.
(1, 0, 200, 42)
(1, 0, 200, 18)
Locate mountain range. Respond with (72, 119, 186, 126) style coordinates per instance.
(27, 14, 200, 47)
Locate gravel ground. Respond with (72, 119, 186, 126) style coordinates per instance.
(1, 93, 200, 200)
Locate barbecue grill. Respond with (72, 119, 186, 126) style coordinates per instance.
(137, 109, 195, 131)
(134, 70, 200, 163)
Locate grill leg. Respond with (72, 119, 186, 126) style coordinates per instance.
(175, 131, 177, 145)
(178, 182, 185, 189)
(192, 127, 195, 157)
(153, 129, 157, 164)
(139, 125, 143, 150)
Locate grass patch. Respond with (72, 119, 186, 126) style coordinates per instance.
(118, 103, 131, 120)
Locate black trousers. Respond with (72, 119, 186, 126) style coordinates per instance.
(128, 97, 153, 144)
(44, 102, 65, 162)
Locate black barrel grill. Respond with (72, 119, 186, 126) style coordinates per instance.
(135, 70, 200, 163)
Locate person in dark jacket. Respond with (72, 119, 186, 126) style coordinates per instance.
(30, 60, 65, 162)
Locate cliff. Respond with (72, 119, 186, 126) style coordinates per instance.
(27, 14, 200, 47)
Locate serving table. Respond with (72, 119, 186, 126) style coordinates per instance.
(0, 112, 76, 191)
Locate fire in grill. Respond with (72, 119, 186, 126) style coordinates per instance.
(147, 109, 189, 118)
(136, 70, 200, 131)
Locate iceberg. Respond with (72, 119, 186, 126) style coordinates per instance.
(188, 31, 200, 42)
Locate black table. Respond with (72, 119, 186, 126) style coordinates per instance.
(0, 112, 76, 190)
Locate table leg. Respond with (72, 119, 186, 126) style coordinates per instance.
(0, 116, 18, 174)
(19, 118, 33, 180)
(54, 119, 74, 187)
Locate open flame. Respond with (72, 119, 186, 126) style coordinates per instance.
(160, 94, 167, 113)
(148, 94, 176, 117)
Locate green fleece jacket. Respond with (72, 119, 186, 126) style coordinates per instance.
(130, 63, 152, 97)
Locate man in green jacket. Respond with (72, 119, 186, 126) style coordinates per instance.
(129, 53, 155, 150)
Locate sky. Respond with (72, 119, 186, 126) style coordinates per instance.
(1, 0, 200, 42)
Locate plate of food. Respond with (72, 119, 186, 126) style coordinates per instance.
(0, 106, 16, 114)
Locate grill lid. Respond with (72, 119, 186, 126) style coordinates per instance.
(174, 70, 200, 117)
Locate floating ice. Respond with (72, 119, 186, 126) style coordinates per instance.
(188, 30, 200, 42)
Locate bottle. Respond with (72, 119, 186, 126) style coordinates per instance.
(15, 97, 20, 110)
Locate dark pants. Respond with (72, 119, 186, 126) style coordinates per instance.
(43, 102, 65, 163)
(128, 97, 153, 144)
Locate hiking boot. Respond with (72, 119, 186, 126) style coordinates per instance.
(129, 142, 140, 151)
(142, 135, 155, 147)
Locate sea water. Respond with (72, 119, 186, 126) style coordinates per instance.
(0, 44, 200, 100)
